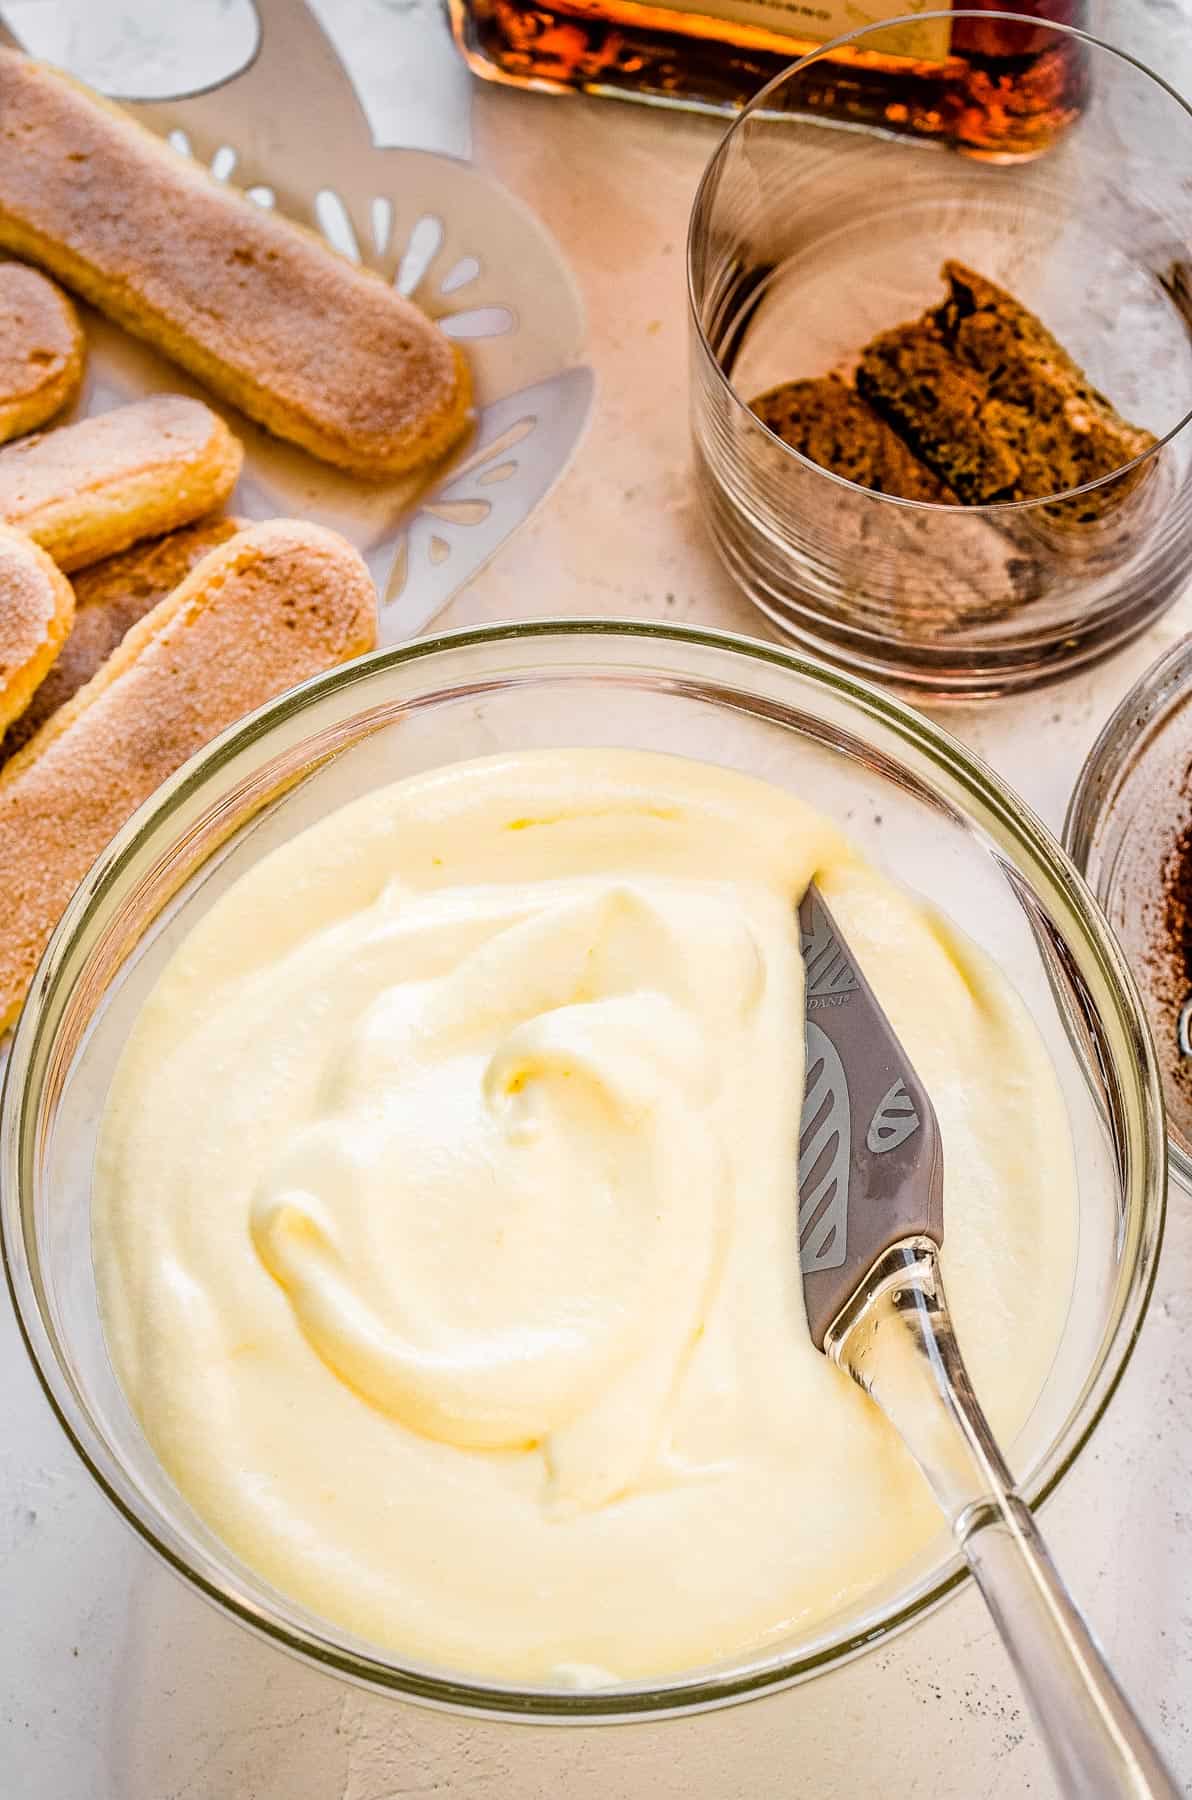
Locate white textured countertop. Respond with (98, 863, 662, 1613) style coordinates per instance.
(1, 2, 1191, 1795)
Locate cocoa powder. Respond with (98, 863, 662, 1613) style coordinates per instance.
(1163, 819, 1192, 1000)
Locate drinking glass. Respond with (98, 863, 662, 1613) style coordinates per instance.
(688, 13, 1192, 699)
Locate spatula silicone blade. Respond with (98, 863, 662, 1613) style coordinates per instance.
(797, 883, 1177, 1800)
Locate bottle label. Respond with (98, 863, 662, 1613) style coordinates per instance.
(658, 0, 952, 59)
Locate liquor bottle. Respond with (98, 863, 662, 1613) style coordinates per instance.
(446, 1, 1088, 160)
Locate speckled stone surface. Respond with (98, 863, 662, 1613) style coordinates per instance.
(0, 3, 1190, 1796)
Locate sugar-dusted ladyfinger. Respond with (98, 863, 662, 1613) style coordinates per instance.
(0, 520, 73, 738)
(0, 394, 242, 571)
(0, 50, 471, 476)
(0, 261, 84, 443)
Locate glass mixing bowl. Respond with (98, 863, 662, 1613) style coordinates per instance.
(688, 14, 1192, 700)
(0, 621, 1166, 1718)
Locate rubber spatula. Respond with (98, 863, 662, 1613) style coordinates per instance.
(797, 883, 1179, 1799)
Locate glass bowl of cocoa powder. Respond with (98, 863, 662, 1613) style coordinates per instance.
(1066, 634, 1192, 1188)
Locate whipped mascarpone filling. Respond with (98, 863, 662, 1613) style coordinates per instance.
(93, 749, 1077, 1682)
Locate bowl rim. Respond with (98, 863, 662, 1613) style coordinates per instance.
(1064, 630, 1192, 1189)
(686, 8, 1192, 518)
(0, 616, 1168, 1721)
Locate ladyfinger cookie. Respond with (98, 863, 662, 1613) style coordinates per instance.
(0, 51, 471, 477)
(0, 261, 84, 443)
(0, 393, 242, 571)
(0, 518, 376, 1033)
(0, 520, 73, 736)
(1, 514, 241, 759)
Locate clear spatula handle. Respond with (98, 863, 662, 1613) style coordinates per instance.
(828, 1240, 1181, 1800)
(963, 1494, 1179, 1795)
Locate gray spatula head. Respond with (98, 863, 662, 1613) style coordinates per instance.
(797, 884, 944, 1349)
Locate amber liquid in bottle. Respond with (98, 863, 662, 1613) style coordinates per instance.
(447, 0, 1088, 160)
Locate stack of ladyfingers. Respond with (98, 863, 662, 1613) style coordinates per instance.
(0, 40, 500, 1029)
